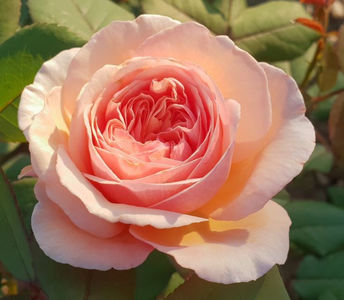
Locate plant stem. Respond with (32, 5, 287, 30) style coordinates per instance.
(300, 43, 321, 91)
(312, 88, 344, 103)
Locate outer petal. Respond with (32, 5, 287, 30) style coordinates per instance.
(32, 197, 153, 270)
(130, 201, 291, 284)
(62, 15, 180, 118)
(27, 87, 68, 177)
(18, 165, 36, 179)
(52, 146, 207, 228)
(39, 174, 125, 239)
(18, 48, 79, 136)
(135, 22, 272, 161)
(199, 64, 315, 220)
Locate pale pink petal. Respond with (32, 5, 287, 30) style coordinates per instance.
(62, 15, 180, 118)
(27, 88, 68, 177)
(130, 201, 291, 284)
(18, 165, 36, 179)
(150, 99, 239, 212)
(201, 64, 315, 220)
(151, 132, 234, 212)
(136, 22, 272, 161)
(32, 199, 153, 270)
(68, 65, 120, 173)
(18, 48, 79, 137)
(53, 146, 207, 228)
(86, 174, 198, 207)
(39, 167, 125, 238)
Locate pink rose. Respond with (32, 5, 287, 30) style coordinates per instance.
(18, 15, 314, 284)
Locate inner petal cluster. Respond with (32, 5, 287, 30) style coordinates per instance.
(68, 57, 236, 209)
(86, 59, 227, 179)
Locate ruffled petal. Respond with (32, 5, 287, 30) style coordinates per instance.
(136, 22, 272, 161)
(27, 87, 68, 177)
(62, 15, 180, 118)
(130, 201, 291, 284)
(198, 64, 315, 220)
(32, 198, 153, 270)
(18, 48, 79, 137)
(51, 146, 207, 228)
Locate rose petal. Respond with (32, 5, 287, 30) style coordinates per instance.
(198, 64, 315, 220)
(27, 87, 68, 177)
(52, 146, 207, 228)
(62, 15, 180, 118)
(18, 48, 79, 137)
(18, 165, 36, 179)
(136, 22, 272, 161)
(32, 198, 153, 270)
(39, 168, 125, 238)
(130, 201, 291, 284)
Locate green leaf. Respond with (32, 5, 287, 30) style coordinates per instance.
(142, 0, 228, 34)
(328, 186, 344, 209)
(0, 24, 84, 142)
(135, 251, 175, 300)
(273, 189, 291, 207)
(231, 1, 320, 62)
(19, 0, 31, 27)
(0, 0, 21, 44)
(0, 98, 25, 142)
(290, 43, 317, 85)
(273, 42, 317, 85)
(212, 0, 247, 25)
(163, 272, 185, 297)
(165, 266, 289, 300)
(0, 142, 18, 157)
(0, 169, 34, 281)
(285, 200, 344, 256)
(3, 152, 30, 181)
(293, 251, 344, 300)
(304, 144, 334, 173)
(319, 291, 344, 300)
(30, 241, 89, 300)
(114, 0, 142, 16)
(28, 0, 134, 40)
(12, 178, 37, 233)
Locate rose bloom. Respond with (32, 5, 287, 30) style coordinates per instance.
(18, 15, 314, 284)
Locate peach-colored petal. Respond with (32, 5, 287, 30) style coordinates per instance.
(130, 201, 291, 284)
(136, 22, 272, 161)
(53, 146, 207, 228)
(198, 64, 315, 220)
(86, 174, 198, 207)
(38, 169, 125, 238)
(18, 48, 79, 137)
(32, 198, 153, 270)
(27, 88, 68, 177)
(68, 65, 120, 173)
(62, 15, 180, 119)
(151, 129, 233, 212)
(18, 165, 36, 179)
